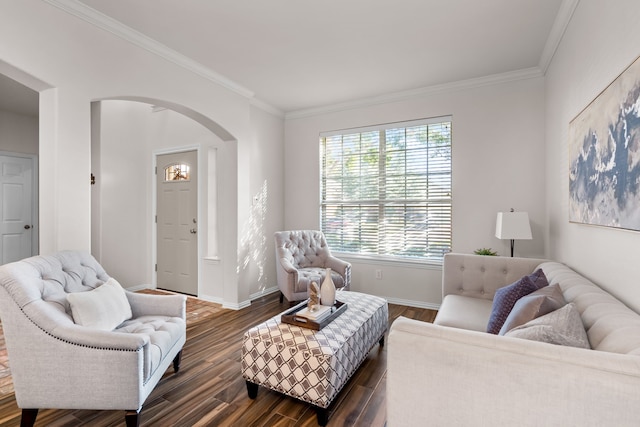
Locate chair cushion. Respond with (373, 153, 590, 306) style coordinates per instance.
(117, 315, 186, 380)
(67, 278, 132, 331)
(434, 294, 494, 332)
(296, 267, 346, 293)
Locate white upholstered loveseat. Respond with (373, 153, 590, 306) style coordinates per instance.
(388, 253, 640, 427)
(0, 251, 187, 427)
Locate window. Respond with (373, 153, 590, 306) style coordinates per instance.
(320, 117, 451, 262)
(164, 163, 191, 181)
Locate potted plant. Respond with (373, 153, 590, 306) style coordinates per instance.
(474, 248, 498, 256)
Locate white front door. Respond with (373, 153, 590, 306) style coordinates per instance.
(156, 151, 198, 295)
(0, 155, 35, 264)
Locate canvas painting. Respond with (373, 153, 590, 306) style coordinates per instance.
(569, 55, 640, 231)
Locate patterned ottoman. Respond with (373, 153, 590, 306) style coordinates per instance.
(241, 291, 388, 425)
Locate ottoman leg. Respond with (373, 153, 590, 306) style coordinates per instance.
(246, 381, 259, 399)
(316, 407, 329, 426)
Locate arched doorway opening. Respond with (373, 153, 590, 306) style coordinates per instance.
(91, 98, 238, 301)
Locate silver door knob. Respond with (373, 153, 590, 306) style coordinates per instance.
(24, 225, 31, 230)
(190, 228, 197, 234)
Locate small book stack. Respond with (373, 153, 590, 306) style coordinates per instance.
(294, 305, 333, 322)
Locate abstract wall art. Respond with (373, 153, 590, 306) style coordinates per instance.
(569, 55, 640, 231)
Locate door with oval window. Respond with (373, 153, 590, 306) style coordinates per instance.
(156, 150, 197, 295)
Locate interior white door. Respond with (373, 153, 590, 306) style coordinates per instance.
(0, 155, 35, 264)
(156, 151, 198, 295)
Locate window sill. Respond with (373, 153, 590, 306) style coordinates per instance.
(333, 253, 442, 270)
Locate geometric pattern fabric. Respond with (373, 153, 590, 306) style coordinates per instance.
(242, 291, 388, 408)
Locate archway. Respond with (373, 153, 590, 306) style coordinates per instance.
(92, 98, 238, 302)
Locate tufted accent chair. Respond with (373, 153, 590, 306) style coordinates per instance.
(0, 251, 186, 427)
(274, 230, 351, 304)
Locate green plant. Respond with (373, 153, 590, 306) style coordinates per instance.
(474, 248, 498, 256)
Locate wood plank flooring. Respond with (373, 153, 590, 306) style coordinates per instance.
(0, 292, 436, 426)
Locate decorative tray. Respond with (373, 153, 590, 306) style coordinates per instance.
(281, 300, 348, 331)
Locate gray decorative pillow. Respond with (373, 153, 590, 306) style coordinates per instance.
(67, 277, 132, 331)
(498, 284, 566, 335)
(505, 303, 590, 349)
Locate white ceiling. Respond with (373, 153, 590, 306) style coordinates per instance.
(1, 0, 571, 117)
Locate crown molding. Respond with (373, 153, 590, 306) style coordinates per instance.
(285, 67, 544, 120)
(43, 0, 256, 100)
(538, 0, 580, 74)
(250, 97, 284, 118)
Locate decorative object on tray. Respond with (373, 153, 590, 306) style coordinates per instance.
(308, 281, 320, 312)
(320, 267, 336, 306)
(281, 300, 348, 330)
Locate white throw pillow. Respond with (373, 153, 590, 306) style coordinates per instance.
(67, 277, 132, 330)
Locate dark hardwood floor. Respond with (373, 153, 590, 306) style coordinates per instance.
(0, 292, 436, 426)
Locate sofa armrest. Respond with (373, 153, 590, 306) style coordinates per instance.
(325, 257, 350, 282)
(278, 257, 298, 274)
(126, 291, 186, 320)
(442, 253, 548, 300)
(388, 317, 640, 427)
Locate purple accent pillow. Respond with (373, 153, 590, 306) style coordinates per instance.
(527, 268, 549, 290)
(486, 269, 549, 334)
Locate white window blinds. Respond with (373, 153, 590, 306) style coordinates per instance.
(320, 117, 452, 261)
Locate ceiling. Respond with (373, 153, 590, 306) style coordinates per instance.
(1, 0, 570, 117)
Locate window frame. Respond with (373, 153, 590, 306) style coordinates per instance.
(319, 116, 452, 265)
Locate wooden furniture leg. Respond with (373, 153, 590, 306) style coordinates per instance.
(125, 410, 140, 427)
(316, 407, 330, 426)
(246, 381, 259, 399)
(173, 350, 183, 372)
(20, 409, 38, 427)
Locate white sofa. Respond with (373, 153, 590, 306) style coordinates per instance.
(388, 253, 640, 427)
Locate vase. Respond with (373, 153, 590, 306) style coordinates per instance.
(320, 267, 336, 306)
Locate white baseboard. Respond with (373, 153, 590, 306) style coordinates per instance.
(384, 296, 440, 311)
(126, 284, 153, 292)
(129, 284, 438, 312)
(250, 286, 279, 300)
(222, 300, 252, 310)
(197, 294, 225, 305)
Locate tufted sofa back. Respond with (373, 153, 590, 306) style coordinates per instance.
(274, 230, 331, 269)
(442, 253, 640, 356)
(443, 253, 548, 301)
(540, 261, 640, 356)
(0, 251, 110, 327)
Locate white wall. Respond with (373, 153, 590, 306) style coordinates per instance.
(0, 109, 38, 155)
(0, 1, 284, 308)
(545, 0, 640, 312)
(285, 76, 546, 307)
(239, 105, 285, 300)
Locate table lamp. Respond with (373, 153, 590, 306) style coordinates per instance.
(495, 209, 532, 257)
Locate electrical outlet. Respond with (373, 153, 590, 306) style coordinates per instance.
(375, 269, 382, 280)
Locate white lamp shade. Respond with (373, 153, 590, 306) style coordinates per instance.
(495, 212, 532, 240)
